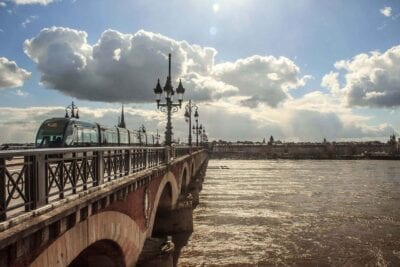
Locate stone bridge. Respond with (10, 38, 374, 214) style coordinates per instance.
(0, 146, 208, 266)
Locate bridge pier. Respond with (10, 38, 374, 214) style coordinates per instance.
(141, 194, 194, 267)
(136, 237, 174, 267)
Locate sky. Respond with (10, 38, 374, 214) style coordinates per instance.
(1, 0, 400, 143)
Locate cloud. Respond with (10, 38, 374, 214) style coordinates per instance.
(24, 27, 308, 106)
(0, 2, 6, 7)
(0, 96, 395, 144)
(380, 6, 392, 17)
(24, 28, 219, 102)
(285, 110, 393, 141)
(321, 71, 340, 96)
(22, 15, 38, 28)
(13, 0, 54, 5)
(327, 45, 400, 107)
(0, 57, 31, 89)
(212, 55, 310, 107)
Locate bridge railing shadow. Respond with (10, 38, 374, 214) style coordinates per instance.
(0, 146, 203, 222)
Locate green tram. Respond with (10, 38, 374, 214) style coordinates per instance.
(35, 117, 141, 148)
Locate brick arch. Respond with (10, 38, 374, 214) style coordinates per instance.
(30, 211, 145, 267)
(178, 162, 190, 194)
(190, 160, 195, 178)
(147, 171, 178, 237)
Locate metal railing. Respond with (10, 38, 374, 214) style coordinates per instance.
(0, 146, 202, 222)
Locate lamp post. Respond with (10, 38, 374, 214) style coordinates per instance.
(153, 54, 185, 146)
(192, 122, 202, 147)
(155, 129, 160, 146)
(65, 101, 79, 119)
(138, 125, 147, 146)
(201, 127, 206, 146)
(184, 100, 198, 146)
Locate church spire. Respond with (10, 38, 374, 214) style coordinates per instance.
(118, 104, 126, 128)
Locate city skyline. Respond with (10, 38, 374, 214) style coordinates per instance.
(1, 0, 400, 143)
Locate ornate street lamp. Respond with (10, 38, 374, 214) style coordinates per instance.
(153, 54, 185, 146)
(65, 101, 79, 119)
(138, 125, 147, 146)
(201, 127, 207, 146)
(156, 129, 160, 146)
(192, 121, 202, 147)
(184, 100, 198, 146)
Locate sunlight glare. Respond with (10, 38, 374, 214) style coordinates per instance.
(212, 3, 220, 13)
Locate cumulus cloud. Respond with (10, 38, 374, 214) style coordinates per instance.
(326, 45, 400, 107)
(13, 0, 54, 5)
(0, 2, 6, 7)
(181, 92, 395, 142)
(24, 28, 218, 102)
(0, 57, 31, 89)
(321, 71, 340, 96)
(212, 55, 310, 107)
(24, 27, 308, 106)
(380, 6, 392, 17)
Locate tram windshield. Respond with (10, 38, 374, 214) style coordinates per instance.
(36, 119, 68, 147)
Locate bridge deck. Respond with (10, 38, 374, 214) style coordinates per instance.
(0, 146, 197, 224)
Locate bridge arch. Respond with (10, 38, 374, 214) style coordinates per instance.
(148, 171, 178, 237)
(179, 163, 190, 195)
(31, 211, 144, 267)
(190, 160, 195, 178)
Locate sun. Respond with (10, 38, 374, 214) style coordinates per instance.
(212, 3, 220, 13)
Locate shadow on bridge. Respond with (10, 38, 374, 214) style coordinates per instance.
(70, 239, 125, 267)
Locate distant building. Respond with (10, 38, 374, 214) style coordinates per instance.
(118, 105, 126, 129)
(268, 135, 274, 145)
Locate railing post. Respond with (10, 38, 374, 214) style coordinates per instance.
(165, 146, 171, 164)
(0, 158, 6, 221)
(144, 148, 149, 169)
(97, 151, 104, 185)
(36, 154, 47, 207)
(126, 149, 131, 175)
(24, 155, 35, 211)
(82, 152, 87, 190)
(72, 153, 77, 194)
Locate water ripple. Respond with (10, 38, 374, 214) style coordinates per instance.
(179, 160, 400, 266)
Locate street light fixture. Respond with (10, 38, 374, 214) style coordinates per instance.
(138, 125, 147, 146)
(184, 100, 198, 146)
(65, 101, 79, 119)
(201, 127, 207, 145)
(153, 53, 185, 146)
(192, 122, 202, 147)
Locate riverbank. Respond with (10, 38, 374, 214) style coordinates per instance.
(210, 152, 400, 160)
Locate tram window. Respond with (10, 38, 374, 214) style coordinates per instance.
(120, 131, 128, 144)
(90, 128, 98, 144)
(64, 125, 75, 146)
(83, 129, 91, 143)
(36, 120, 67, 147)
(112, 132, 118, 143)
(101, 130, 108, 144)
(106, 131, 112, 143)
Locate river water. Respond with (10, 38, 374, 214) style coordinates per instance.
(178, 160, 400, 266)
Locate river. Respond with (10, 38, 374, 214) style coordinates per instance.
(178, 160, 400, 266)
